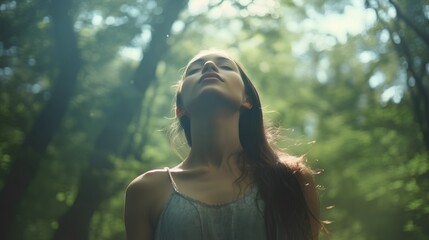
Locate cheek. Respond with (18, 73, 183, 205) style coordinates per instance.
(229, 75, 246, 97)
(178, 80, 194, 108)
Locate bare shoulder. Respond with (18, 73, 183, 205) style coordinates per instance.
(125, 169, 172, 240)
(126, 168, 171, 203)
(125, 168, 172, 220)
(127, 169, 170, 190)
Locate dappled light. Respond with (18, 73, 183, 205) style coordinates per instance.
(0, 0, 428, 239)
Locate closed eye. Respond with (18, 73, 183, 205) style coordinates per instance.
(220, 66, 233, 70)
(187, 68, 200, 75)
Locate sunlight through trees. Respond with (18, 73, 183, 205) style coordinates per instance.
(0, 0, 428, 239)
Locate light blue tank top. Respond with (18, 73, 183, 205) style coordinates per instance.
(155, 168, 267, 240)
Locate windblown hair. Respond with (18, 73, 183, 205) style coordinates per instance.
(175, 50, 316, 240)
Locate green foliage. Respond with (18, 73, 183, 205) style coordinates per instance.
(1, 0, 428, 239)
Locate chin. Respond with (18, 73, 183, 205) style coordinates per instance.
(187, 89, 242, 113)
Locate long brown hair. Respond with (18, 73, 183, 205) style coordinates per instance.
(175, 50, 315, 240)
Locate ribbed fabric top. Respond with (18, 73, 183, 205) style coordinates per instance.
(155, 168, 267, 240)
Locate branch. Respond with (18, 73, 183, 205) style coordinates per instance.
(388, 0, 429, 48)
(368, 0, 429, 150)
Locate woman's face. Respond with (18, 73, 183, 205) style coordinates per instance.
(179, 52, 251, 115)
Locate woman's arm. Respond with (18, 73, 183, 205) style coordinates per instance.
(124, 175, 154, 240)
(296, 168, 320, 240)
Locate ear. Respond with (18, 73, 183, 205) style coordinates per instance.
(241, 96, 253, 110)
(176, 106, 186, 118)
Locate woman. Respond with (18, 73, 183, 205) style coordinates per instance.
(124, 50, 321, 240)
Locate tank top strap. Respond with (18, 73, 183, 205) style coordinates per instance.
(164, 167, 179, 192)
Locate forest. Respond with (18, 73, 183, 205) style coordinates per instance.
(0, 0, 428, 239)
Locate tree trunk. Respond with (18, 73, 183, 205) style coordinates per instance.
(0, 0, 81, 239)
(52, 1, 188, 239)
(367, 0, 429, 151)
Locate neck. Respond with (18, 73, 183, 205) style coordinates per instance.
(185, 109, 243, 168)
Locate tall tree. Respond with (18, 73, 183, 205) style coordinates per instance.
(366, 0, 429, 150)
(0, 0, 82, 238)
(52, 0, 188, 239)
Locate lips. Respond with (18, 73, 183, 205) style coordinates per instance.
(199, 72, 223, 82)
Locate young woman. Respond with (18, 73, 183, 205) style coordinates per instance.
(124, 50, 321, 240)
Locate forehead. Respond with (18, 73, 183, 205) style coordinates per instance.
(187, 53, 235, 66)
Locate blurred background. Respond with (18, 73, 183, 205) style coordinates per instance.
(0, 0, 428, 239)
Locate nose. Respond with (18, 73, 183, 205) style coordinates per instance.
(202, 60, 219, 73)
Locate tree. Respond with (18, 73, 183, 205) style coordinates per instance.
(0, 0, 82, 238)
(1, 0, 427, 239)
(366, 0, 429, 150)
(52, 1, 188, 239)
